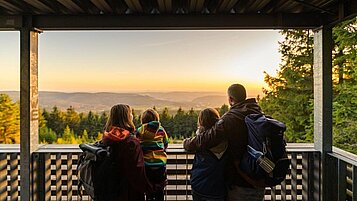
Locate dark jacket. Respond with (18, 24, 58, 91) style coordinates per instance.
(184, 98, 262, 188)
(102, 127, 153, 201)
(190, 148, 228, 199)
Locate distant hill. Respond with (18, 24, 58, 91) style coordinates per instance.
(142, 91, 224, 102)
(192, 95, 228, 107)
(1, 91, 228, 112)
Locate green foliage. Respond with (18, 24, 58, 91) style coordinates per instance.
(82, 129, 89, 142)
(168, 107, 198, 138)
(160, 107, 173, 135)
(260, 18, 357, 154)
(218, 104, 229, 116)
(46, 106, 65, 137)
(331, 18, 357, 153)
(39, 127, 57, 144)
(260, 29, 314, 142)
(0, 94, 20, 144)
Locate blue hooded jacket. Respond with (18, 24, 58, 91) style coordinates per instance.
(190, 148, 228, 199)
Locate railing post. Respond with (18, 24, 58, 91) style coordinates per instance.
(0, 154, 6, 201)
(20, 15, 42, 201)
(313, 26, 333, 201)
(33, 152, 51, 201)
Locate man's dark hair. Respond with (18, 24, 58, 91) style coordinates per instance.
(228, 84, 246, 103)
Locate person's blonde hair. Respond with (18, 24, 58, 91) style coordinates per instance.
(104, 104, 135, 132)
(198, 108, 220, 130)
(141, 108, 160, 124)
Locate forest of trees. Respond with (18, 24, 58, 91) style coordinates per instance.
(0, 94, 229, 144)
(0, 18, 356, 153)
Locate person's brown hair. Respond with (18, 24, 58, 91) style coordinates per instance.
(227, 84, 247, 103)
(198, 108, 220, 130)
(141, 108, 160, 124)
(104, 104, 135, 132)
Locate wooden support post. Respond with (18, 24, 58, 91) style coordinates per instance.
(20, 16, 41, 201)
(313, 26, 333, 201)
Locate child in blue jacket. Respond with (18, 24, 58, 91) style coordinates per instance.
(183, 108, 228, 201)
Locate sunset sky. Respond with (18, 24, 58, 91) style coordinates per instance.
(0, 30, 283, 97)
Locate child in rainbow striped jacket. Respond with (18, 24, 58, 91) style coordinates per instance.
(136, 108, 169, 201)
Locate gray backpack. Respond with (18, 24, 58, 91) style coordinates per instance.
(78, 142, 120, 200)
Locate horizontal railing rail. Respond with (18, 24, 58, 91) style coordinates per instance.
(327, 147, 357, 201)
(1, 143, 348, 201)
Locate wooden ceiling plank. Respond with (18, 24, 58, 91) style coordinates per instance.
(260, 0, 279, 13)
(131, 0, 143, 12)
(234, 0, 251, 13)
(24, 0, 54, 13)
(165, 0, 172, 12)
(218, 0, 231, 12)
(157, 0, 166, 12)
(291, 0, 336, 15)
(91, 0, 112, 13)
(57, 0, 84, 13)
(0, 0, 23, 12)
(189, 0, 196, 12)
(195, 0, 204, 12)
(225, 0, 239, 12)
(124, 0, 141, 12)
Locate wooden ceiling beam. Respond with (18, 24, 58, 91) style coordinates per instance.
(91, 0, 112, 13)
(0, 15, 22, 29)
(25, 13, 332, 30)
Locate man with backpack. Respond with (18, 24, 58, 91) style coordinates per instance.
(184, 84, 266, 201)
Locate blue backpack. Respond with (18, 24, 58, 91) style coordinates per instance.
(239, 114, 290, 187)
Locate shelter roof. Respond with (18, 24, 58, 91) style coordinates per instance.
(0, 0, 356, 30)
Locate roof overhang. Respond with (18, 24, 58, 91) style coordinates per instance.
(0, 0, 356, 30)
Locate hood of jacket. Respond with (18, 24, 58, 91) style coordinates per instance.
(137, 121, 161, 134)
(102, 126, 131, 145)
(230, 98, 262, 116)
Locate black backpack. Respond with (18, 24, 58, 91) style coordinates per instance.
(239, 113, 290, 187)
(78, 141, 122, 200)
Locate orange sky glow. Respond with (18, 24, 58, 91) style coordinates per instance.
(0, 30, 283, 97)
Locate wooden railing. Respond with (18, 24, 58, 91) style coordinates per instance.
(0, 143, 355, 201)
(327, 147, 357, 201)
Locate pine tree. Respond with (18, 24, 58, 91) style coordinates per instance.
(47, 106, 65, 137)
(331, 18, 357, 153)
(39, 127, 57, 144)
(82, 129, 89, 142)
(260, 29, 314, 142)
(160, 107, 173, 136)
(65, 106, 80, 135)
(218, 104, 229, 116)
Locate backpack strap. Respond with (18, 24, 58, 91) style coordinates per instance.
(77, 154, 84, 200)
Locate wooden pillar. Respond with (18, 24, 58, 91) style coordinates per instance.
(313, 26, 333, 201)
(20, 16, 40, 201)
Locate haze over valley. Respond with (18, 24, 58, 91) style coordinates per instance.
(2, 91, 232, 112)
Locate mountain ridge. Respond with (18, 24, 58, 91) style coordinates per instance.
(1, 91, 228, 112)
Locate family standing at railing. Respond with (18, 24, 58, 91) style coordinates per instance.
(78, 83, 289, 201)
